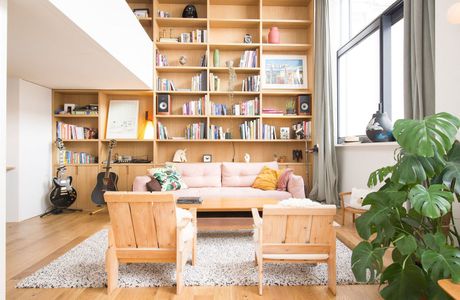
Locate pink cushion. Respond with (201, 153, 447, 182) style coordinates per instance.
(277, 168, 293, 191)
(222, 162, 279, 187)
(287, 175, 306, 198)
(171, 187, 291, 200)
(167, 162, 221, 188)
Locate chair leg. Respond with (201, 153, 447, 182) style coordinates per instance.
(258, 257, 263, 295)
(328, 233, 337, 295)
(192, 209, 197, 266)
(342, 209, 346, 225)
(352, 213, 356, 223)
(176, 251, 184, 295)
(106, 246, 118, 295)
(254, 251, 258, 266)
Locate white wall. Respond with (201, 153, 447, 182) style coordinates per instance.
(6, 78, 52, 222)
(0, 0, 7, 297)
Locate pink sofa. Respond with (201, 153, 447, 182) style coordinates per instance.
(133, 161, 306, 200)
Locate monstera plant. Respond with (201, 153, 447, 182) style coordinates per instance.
(351, 112, 460, 300)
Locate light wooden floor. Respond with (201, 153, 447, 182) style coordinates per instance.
(6, 209, 382, 299)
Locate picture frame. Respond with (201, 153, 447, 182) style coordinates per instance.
(133, 9, 149, 18)
(261, 55, 308, 89)
(203, 154, 212, 163)
(106, 100, 139, 139)
(280, 127, 290, 140)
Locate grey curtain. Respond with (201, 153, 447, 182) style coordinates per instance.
(404, 0, 435, 119)
(309, 0, 338, 204)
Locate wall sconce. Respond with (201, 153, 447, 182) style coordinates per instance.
(143, 111, 154, 140)
(448, 2, 460, 24)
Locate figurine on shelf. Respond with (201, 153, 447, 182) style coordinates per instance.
(179, 55, 187, 66)
(173, 149, 187, 163)
(182, 4, 198, 18)
(293, 150, 303, 162)
(244, 153, 251, 163)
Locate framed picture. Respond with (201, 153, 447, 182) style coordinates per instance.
(106, 100, 139, 139)
(133, 9, 149, 18)
(280, 127, 290, 140)
(203, 154, 212, 163)
(261, 55, 308, 89)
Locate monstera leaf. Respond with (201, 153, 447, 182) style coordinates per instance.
(394, 234, 417, 256)
(441, 141, 460, 194)
(368, 166, 394, 187)
(392, 153, 445, 185)
(393, 113, 460, 158)
(408, 184, 453, 218)
(355, 191, 407, 241)
(351, 241, 385, 282)
(422, 245, 460, 283)
(380, 262, 427, 300)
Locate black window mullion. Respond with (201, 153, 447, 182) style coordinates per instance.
(380, 14, 392, 115)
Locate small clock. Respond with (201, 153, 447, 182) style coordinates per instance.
(203, 154, 212, 163)
(243, 34, 252, 44)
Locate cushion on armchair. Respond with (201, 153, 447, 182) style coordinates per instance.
(348, 188, 372, 210)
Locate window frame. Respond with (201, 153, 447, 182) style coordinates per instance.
(336, 0, 404, 141)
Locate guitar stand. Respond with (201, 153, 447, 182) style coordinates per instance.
(90, 205, 107, 215)
(40, 207, 83, 218)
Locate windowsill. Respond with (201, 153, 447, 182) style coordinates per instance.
(335, 141, 398, 148)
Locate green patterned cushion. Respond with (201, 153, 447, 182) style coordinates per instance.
(147, 166, 188, 191)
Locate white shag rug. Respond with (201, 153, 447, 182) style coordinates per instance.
(17, 230, 357, 288)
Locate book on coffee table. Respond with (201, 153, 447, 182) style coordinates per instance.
(177, 197, 203, 204)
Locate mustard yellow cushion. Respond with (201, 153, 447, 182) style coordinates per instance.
(252, 166, 281, 190)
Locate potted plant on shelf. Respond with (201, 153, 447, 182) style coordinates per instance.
(285, 98, 296, 115)
(351, 112, 460, 299)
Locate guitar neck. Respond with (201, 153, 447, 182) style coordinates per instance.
(104, 148, 112, 178)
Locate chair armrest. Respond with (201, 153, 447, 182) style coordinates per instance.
(339, 192, 352, 208)
(252, 208, 263, 228)
(287, 174, 306, 198)
(132, 176, 151, 192)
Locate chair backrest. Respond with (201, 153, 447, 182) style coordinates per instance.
(104, 191, 177, 249)
(262, 205, 336, 253)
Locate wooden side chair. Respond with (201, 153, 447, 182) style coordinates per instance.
(251, 204, 337, 296)
(104, 191, 197, 295)
(339, 191, 368, 225)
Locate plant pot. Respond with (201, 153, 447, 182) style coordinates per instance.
(366, 111, 395, 142)
(213, 49, 220, 67)
(268, 27, 280, 44)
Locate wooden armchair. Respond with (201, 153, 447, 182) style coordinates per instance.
(252, 204, 337, 295)
(340, 191, 367, 225)
(104, 191, 197, 295)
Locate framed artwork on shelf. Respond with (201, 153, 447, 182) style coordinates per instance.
(106, 100, 139, 139)
(261, 55, 308, 89)
(133, 9, 149, 18)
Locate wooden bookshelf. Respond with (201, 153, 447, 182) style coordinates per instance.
(51, 0, 315, 210)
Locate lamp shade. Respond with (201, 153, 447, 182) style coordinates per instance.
(448, 2, 460, 24)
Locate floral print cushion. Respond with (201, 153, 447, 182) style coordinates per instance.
(148, 166, 188, 191)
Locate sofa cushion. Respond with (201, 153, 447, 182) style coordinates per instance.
(277, 168, 293, 191)
(171, 187, 291, 200)
(147, 166, 188, 191)
(252, 166, 281, 190)
(222, 161, 279, 187)
(167, 162, 221, 188)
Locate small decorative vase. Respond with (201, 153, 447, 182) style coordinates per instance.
(366, 111, 395, 142)
(268, 27, 280, 44)
(213, 49, 220, 67)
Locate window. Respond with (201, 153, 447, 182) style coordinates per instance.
(336, 0, 404, 140)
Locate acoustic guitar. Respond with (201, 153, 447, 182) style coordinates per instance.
(91, 139, 118, 205)
(49, 139, 77, 209)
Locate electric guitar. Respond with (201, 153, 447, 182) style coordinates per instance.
(49, 139, 77, 208)
(91, 139, 118, 205)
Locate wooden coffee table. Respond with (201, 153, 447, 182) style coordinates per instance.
(177, 197, 279, 230)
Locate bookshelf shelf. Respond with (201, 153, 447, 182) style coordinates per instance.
(262, 90, 312, 96)
(209, 115, 260, 119)
(159, 0, 206, 4)
(53, 114, 98, 118)
(261, 115, 312, 119)
(156, 17, 207, 27)
(262, 19, 312, 29)
(156, 42, 207, 50)
(59, 139, 99, 143)
(159, 91, 208, 95)
(209, 19, 260, 28)
(210, 91, 260, 96)
(262, 43, 312, 51)
(263, 0, 311, 7)
(209, 43, 261, 51)
(101, 139, 154, 142)
(156, 115, 207, 119)
(156, 139, 311, 143)
(156, 66, 207, 73)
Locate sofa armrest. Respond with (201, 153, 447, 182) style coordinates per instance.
(287, 174, 306, 198)
(132, 175, 151, 192)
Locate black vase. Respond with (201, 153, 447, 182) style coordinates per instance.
(366, 111, 395, 142)
(182, 4, 198, 18)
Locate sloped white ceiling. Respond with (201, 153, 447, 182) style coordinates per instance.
(7, 0, 153, 90)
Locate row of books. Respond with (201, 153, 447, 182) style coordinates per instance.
(209, 73, 221, 91)
(63, 151, 97, 165)
(191, 71, 207, 91)
(179, 29, 208, 43)
(155, 50, 168, 67)
(182, 96, 208, 115)
(207, 102, 227, 116)
(239, 50, 258, 68)
(262, 108, 284, 115)
(242, 75, 260, 92)
(262, 124, 277, 140)
(157, 78, 176, 91)
(56, 122, 97, 140)
(157, 122, 169, 140)
(208, 125, 225, 140)
(240, 119, 260, 140)
(293, 121, 312, 139)
(185, 122, 207, 140)
(232, 97, 259, 116)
